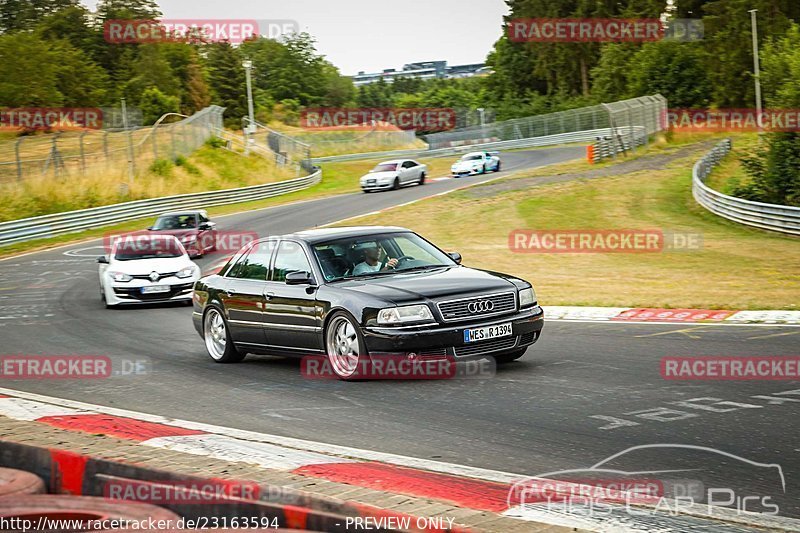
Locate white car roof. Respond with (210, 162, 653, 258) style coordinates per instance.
(463, 152, 487, 157)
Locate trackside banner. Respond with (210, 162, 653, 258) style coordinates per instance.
(301, 108, 457, 131)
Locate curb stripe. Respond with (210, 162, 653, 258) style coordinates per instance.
(293, 462, 511, 513)
(36, 414, 206, 442)
(49, 448, 89, 495)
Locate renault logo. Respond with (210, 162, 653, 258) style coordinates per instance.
(149, 272, 160, 282)
(468, 300, 494, 313)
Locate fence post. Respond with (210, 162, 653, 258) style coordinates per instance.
(79, 131, 87, 175)
(15, 138, 23, 181)
(103, 131, 109, 159)
(152, 124, 158, 161)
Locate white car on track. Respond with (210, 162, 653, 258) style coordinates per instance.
(97, 234, 200, 308)
(360, 159, 427, 192)
(451, 151, 501, 177)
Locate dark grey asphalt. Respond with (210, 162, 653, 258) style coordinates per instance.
(1, 145, 798, 519)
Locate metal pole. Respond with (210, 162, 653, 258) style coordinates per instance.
(749, 9, 763, 133)
(79, 131, 87, 175)
(243, 59, 255, 155)
(122, 98, 135, 185)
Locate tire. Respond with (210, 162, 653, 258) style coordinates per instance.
(482, 164, 488, 174)
(325, 312, 370, 380)
(493, 347, 527, 364)
(0, 468, 45, 496)
(495, 161, 502, 172)
(203, 307, 245, 363)
(418, 172, 426, 185)
(392, 177, 400, 190)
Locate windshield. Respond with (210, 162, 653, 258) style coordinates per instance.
(312, 232, 456, 282)
(461, 154, 483, 161)
(371, 163, 398, 172)
(113, 237, 185, 261)
(152, 214, 196, 230)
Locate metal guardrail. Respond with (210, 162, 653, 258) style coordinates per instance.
(0, 169, 321, 247)
(693, 139, 800, 236)
(312, 128, 632, 164)
(591, 127, 648, 162)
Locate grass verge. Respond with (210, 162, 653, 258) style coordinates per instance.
(336, 138, 800, 310)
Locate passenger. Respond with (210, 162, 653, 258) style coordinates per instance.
(353, 243, 398, 275)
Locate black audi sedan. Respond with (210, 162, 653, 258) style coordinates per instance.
(192, 226, 544, 379)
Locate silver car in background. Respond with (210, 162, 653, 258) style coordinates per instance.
(360, 160, 427, 192)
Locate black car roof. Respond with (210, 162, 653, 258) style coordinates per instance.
(280, 226, 412, 244)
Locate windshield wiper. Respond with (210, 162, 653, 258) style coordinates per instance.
(395, 265, 447, 273)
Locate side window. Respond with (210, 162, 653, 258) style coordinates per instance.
(227, 241, 275, 281)
(198, 213, 209, 223)
(402, 161, 415, 168)
(272, 241, 312, 282)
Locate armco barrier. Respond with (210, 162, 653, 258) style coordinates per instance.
(0, 439, 411, 532)
(693, 140, 800, 236)
(0, 169, 321, 247)
(312, 127, 638, 164)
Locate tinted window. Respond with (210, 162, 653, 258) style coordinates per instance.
(371, 163, 398, 172)
(402, 161, 416, 168)
(227, 241, 275, 281)
(152, 214, 196, 230)
(272, 241, 312, 282)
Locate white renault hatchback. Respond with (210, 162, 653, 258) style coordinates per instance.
(98, 234, 199, 308)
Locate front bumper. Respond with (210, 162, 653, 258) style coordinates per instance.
(362, 305, 544, 360)
(361, 181, 394, 191)
(452, 167, 483, 177)
(108, 278, 195, 305)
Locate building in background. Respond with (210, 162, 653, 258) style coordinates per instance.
(352, 60, 488, 86)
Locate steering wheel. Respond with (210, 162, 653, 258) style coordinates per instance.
(384, 255, 415, 269)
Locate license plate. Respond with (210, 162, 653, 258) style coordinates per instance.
(141, 285, 170, 294)
(463, 323, 512, 343)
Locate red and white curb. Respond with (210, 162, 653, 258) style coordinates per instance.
(0, 388, 799, 532)
(543, 306, 800, 325)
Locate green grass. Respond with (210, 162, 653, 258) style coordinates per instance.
(338, 137, 800, 310)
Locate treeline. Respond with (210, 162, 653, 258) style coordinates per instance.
(0, 0, 354, 126)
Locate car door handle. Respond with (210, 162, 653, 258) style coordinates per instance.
(224, 289, 235, 297)
(265, 292, 275, 300)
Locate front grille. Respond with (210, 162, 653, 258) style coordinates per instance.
(437, 292, 517, 322)
(453, 336, 518, 358)
(130, 272, 177, 281)
(114, 282, 193, 301)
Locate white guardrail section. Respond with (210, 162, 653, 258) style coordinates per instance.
(311, 127, 637, 164)
(693, 139, 800, 236)
(0, 170, 321, 247)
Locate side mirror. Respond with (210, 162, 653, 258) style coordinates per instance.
(198, 222, 210, 230)
(448, 252, 462, 265)
(97, 256, 109, 264)
(147, 226, 154, 231)
(285, 271, 313, 285)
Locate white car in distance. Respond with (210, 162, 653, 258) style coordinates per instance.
(360, 160, 427, 192)
(97, 234, 200, 308)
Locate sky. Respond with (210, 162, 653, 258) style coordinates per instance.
(79, 0, 511, 75)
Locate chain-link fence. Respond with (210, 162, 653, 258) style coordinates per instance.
(0, 106, 224, 184)
(424, 95, 667, 149)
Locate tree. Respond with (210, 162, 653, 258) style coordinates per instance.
(0, 0, 78, 33)
(206, 41, 246, 125)
(626, 41, 711, 108)
(139, 86, 179, 124)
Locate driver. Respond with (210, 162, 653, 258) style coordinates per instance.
(352, 243, 398, 275)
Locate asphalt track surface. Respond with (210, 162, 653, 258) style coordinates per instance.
(1, 145, 798, 519)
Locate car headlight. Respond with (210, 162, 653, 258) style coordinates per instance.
(176, 266, 197, 279)
(377, 304, 434, 325)
(108, 271, 132, 283)
(519, 287, 536, 308)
